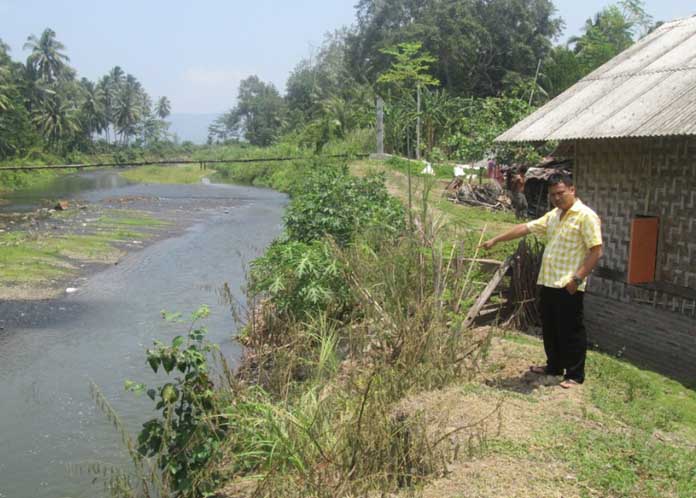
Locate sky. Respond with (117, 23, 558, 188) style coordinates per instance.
(1, 1, 694, 115)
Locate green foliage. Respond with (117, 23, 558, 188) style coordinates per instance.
(444, 96, 539, 164)
(544, 1, 652, 98)
(194, 142, 351, 195)
(250, 240, 349, 320)
(209, 76, 286, 146)
(283, 167, 405, 245)
(377, 42, 439, 90)
(231, 190, 497, 495)
(127, 306, 224, 497)
(541, 46, 585, 99)
(249, 167, 404, 321)
(0, 29, 172, 161)
(283, 31, 375, 153)
(347, 0, 562, 96)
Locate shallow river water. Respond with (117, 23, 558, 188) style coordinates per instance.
(0, 171, 287, 497)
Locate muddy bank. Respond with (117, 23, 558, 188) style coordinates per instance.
(0, 180, 285, 303)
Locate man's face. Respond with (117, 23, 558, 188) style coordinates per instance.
(549, 182, 576, 210)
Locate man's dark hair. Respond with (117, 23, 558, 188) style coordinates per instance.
(548, 172, 573, 187)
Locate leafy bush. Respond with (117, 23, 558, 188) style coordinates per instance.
(284, 167, 404, 245)
(249, 240, 350, 320)
(249, 166, 403, 324)
(125, 306, 224, 497)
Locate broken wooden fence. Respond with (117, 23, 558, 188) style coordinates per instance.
(463, 237, 544, 329)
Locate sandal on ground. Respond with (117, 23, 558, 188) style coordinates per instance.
(529, 365, 549, 375)
(559, 379, 581, 389)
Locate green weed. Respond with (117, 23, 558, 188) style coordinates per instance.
(550, 422, 696, 498)
(588, 353, 696, 435)
(119, 164, 209, 184)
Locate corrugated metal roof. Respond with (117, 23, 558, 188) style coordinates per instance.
(496, 15, 696, 142)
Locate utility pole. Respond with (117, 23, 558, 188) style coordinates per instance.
(376, 95, 384, 155)
(529, 59, 542, 106)
(416, 84, 421, 160)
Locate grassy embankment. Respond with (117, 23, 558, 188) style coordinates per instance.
(119, 164, 210, 184)
(353, 158, 696, 498)
(0, 148, 199, 194)
(91, 153, 695, 498)
(0, 209, 169, 299)
(0, 151, 122, 194)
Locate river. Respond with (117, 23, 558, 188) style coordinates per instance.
(0, 170, 287, 497)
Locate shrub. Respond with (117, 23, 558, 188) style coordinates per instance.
(284, 167, 404, 245)
(125, 306, 225, 497)
(249, 240, 350, 321)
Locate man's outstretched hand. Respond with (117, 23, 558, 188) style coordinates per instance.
(478, 224, 530, 251)
(480, 239, 497, 250)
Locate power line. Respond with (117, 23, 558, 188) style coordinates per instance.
(0, 153, 368, 172)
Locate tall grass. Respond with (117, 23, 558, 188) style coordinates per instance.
(98, 169, 496, 498)
(209, 182, 494, 496)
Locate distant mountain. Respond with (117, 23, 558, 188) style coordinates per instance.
(167, 113, 221, 144)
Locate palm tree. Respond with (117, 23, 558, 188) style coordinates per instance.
(97, 75, 113, 143)
(108, 66, 125, 89)
(154, 96, 171, 120)
(0, 38, 14, 111)
(113, 74, 142, 144)
(0, 65, 13, 111)
(32, 91, 79, 148)
(23, 28, 70, 83)
(78, 78, 107, 140)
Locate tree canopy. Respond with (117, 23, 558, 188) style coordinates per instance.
(0, 28, 172, 160)
(346, 0, 562, 96)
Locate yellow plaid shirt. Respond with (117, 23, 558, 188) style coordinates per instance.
(526, 199, 602, 291)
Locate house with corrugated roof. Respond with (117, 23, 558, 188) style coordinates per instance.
(496, 15, 696, 385)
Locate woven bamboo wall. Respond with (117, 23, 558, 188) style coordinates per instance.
(585, 293, 696, 385)
(576, 137, 696, 314)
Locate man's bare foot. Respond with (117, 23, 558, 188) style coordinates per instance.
(529, 365, 547, 375)
(560, 379, 581, 389)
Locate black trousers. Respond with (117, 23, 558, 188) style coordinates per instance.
(540, 286, 586, 383)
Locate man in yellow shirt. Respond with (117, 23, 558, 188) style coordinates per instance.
(482, 173, 603, 388)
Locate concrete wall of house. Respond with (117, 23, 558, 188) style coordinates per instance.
(575, 137, 696, 385)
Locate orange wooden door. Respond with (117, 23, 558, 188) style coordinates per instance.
(627, 217, 659, 284)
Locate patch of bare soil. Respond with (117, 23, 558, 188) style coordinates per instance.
(391, 333, 600, 498)
(419, 455, 582, 498)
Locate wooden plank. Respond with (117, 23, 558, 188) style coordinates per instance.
(463, 256, 512, 329)
(462, 258, 504, 266)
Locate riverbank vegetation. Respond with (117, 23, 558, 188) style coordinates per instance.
(107, 157, 696, 498)
(119, 164, 211, 185)
(0, 208, 168, 299)
(110, 162, 500, 497)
